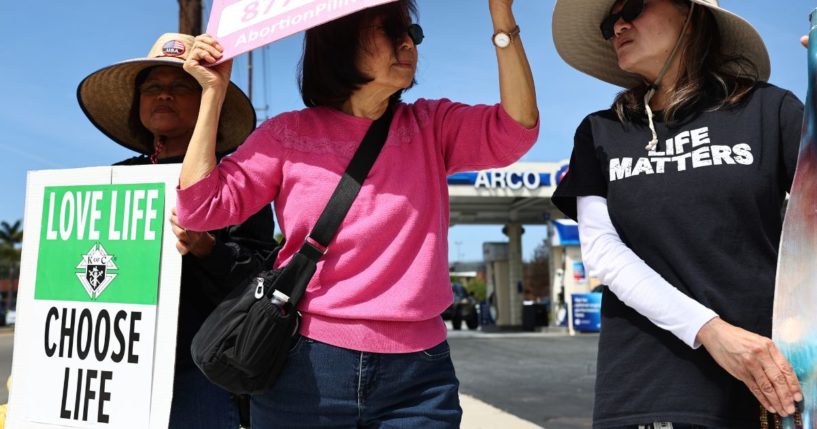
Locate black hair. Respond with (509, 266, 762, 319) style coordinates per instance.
(298, 0, 418, 108)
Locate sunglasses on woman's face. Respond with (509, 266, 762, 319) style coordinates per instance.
(407, 23, 424, 46)
(381, 23, 424, 45)
(139, 80, 200, 96)
(377, 14, 424, 46)
(600, 0, 645, 40)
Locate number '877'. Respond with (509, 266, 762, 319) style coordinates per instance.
(242, 0, 315, 22)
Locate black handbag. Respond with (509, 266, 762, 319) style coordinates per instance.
(191, 107, 395, 394)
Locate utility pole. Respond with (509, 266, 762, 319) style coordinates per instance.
(178, 0, 203, 35)
(248, 51, 254, 102)
(179, 0, 255, 104)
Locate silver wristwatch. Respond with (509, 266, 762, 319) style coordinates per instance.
(492, 25, 520, 48)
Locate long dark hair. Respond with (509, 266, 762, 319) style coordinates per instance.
(613, 1, 759, 125)
(298, 0, 418, 108)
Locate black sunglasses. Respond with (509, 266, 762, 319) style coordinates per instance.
(600, 0, 645, 40)
(380, 19, 424, 46)
(407, 23, 424, 46)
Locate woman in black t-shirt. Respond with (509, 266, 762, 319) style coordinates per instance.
(77, 33, 276, 428)
(551, 1, 804, 428)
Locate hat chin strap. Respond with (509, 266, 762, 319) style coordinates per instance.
(150, 135, 167, 164)
(644, 2, 695, 151)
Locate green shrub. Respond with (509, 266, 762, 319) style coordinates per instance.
(464, 278, 486, 302)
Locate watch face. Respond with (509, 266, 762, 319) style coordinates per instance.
(494, 33, 510, 48)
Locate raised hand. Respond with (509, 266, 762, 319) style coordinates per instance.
(489, 0, 514, 11)
(183, 34, 233, 94)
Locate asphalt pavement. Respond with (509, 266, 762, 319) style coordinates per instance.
(448, 328, 598, 429)
(0, 327, 13, 403)
(0, 325, 598, 429)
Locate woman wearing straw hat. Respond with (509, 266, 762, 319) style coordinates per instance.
(77, 33, 276, 428)
(551, 0, 804, 427)
(175, 0, 538, 427)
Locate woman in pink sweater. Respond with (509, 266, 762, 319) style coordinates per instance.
(179, 0, 538, 427)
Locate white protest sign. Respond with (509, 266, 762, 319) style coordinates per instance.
(6, 164, 183, 429)
(207, 0, 398, 62)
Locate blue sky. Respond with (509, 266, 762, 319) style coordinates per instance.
(0, 1, 812, 261)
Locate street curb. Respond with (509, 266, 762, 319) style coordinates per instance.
(460, 394, 544, 429)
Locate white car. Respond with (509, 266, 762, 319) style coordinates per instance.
(5, 310, 15, 326)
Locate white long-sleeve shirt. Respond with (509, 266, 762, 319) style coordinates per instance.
(577, 195, 718, 348)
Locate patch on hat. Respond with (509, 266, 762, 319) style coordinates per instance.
(161, 40, 186, 57)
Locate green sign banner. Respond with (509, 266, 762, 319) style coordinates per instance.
(35, 184, 165, 305)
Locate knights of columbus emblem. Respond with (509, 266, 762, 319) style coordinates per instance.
(76, 244, 118, 300)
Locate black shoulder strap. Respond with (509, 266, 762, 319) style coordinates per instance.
(298, 106, 395, 261)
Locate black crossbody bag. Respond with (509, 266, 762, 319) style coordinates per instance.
(191, 107, 394, 394)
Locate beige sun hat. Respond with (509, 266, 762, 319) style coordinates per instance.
(552, 0, 771, 89)
(77, 33, 255, 155)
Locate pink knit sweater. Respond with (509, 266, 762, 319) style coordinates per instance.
(177, 98, 539, 353)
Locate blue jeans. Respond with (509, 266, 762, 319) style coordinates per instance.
(169, 366, 240, 429)
(251, 336, 462, 428)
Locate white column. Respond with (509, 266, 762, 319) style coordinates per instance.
(505, 223, 524, 326)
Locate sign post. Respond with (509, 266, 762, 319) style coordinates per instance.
(7, 165, 183, 429)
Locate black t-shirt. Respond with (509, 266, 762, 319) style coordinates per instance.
(552, 83, 803, 428)
(116, 155, 277, 372)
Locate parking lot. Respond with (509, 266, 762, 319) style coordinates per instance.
(449, 329, 598, 429)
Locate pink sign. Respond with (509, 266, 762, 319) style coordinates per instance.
(207, 0, 398, 62)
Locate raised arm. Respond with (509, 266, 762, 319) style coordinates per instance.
(489, 0, 538, 128)
(180, 34, 232, 189)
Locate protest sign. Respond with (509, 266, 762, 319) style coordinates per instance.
(7, 165, 183, 429)
(207, 0, 398, 62)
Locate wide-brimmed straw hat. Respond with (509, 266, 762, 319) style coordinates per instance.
(78, 33, 255, 155)
(552, 0, 771, 89)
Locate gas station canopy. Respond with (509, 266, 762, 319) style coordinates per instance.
(448, 161, 570, 225)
